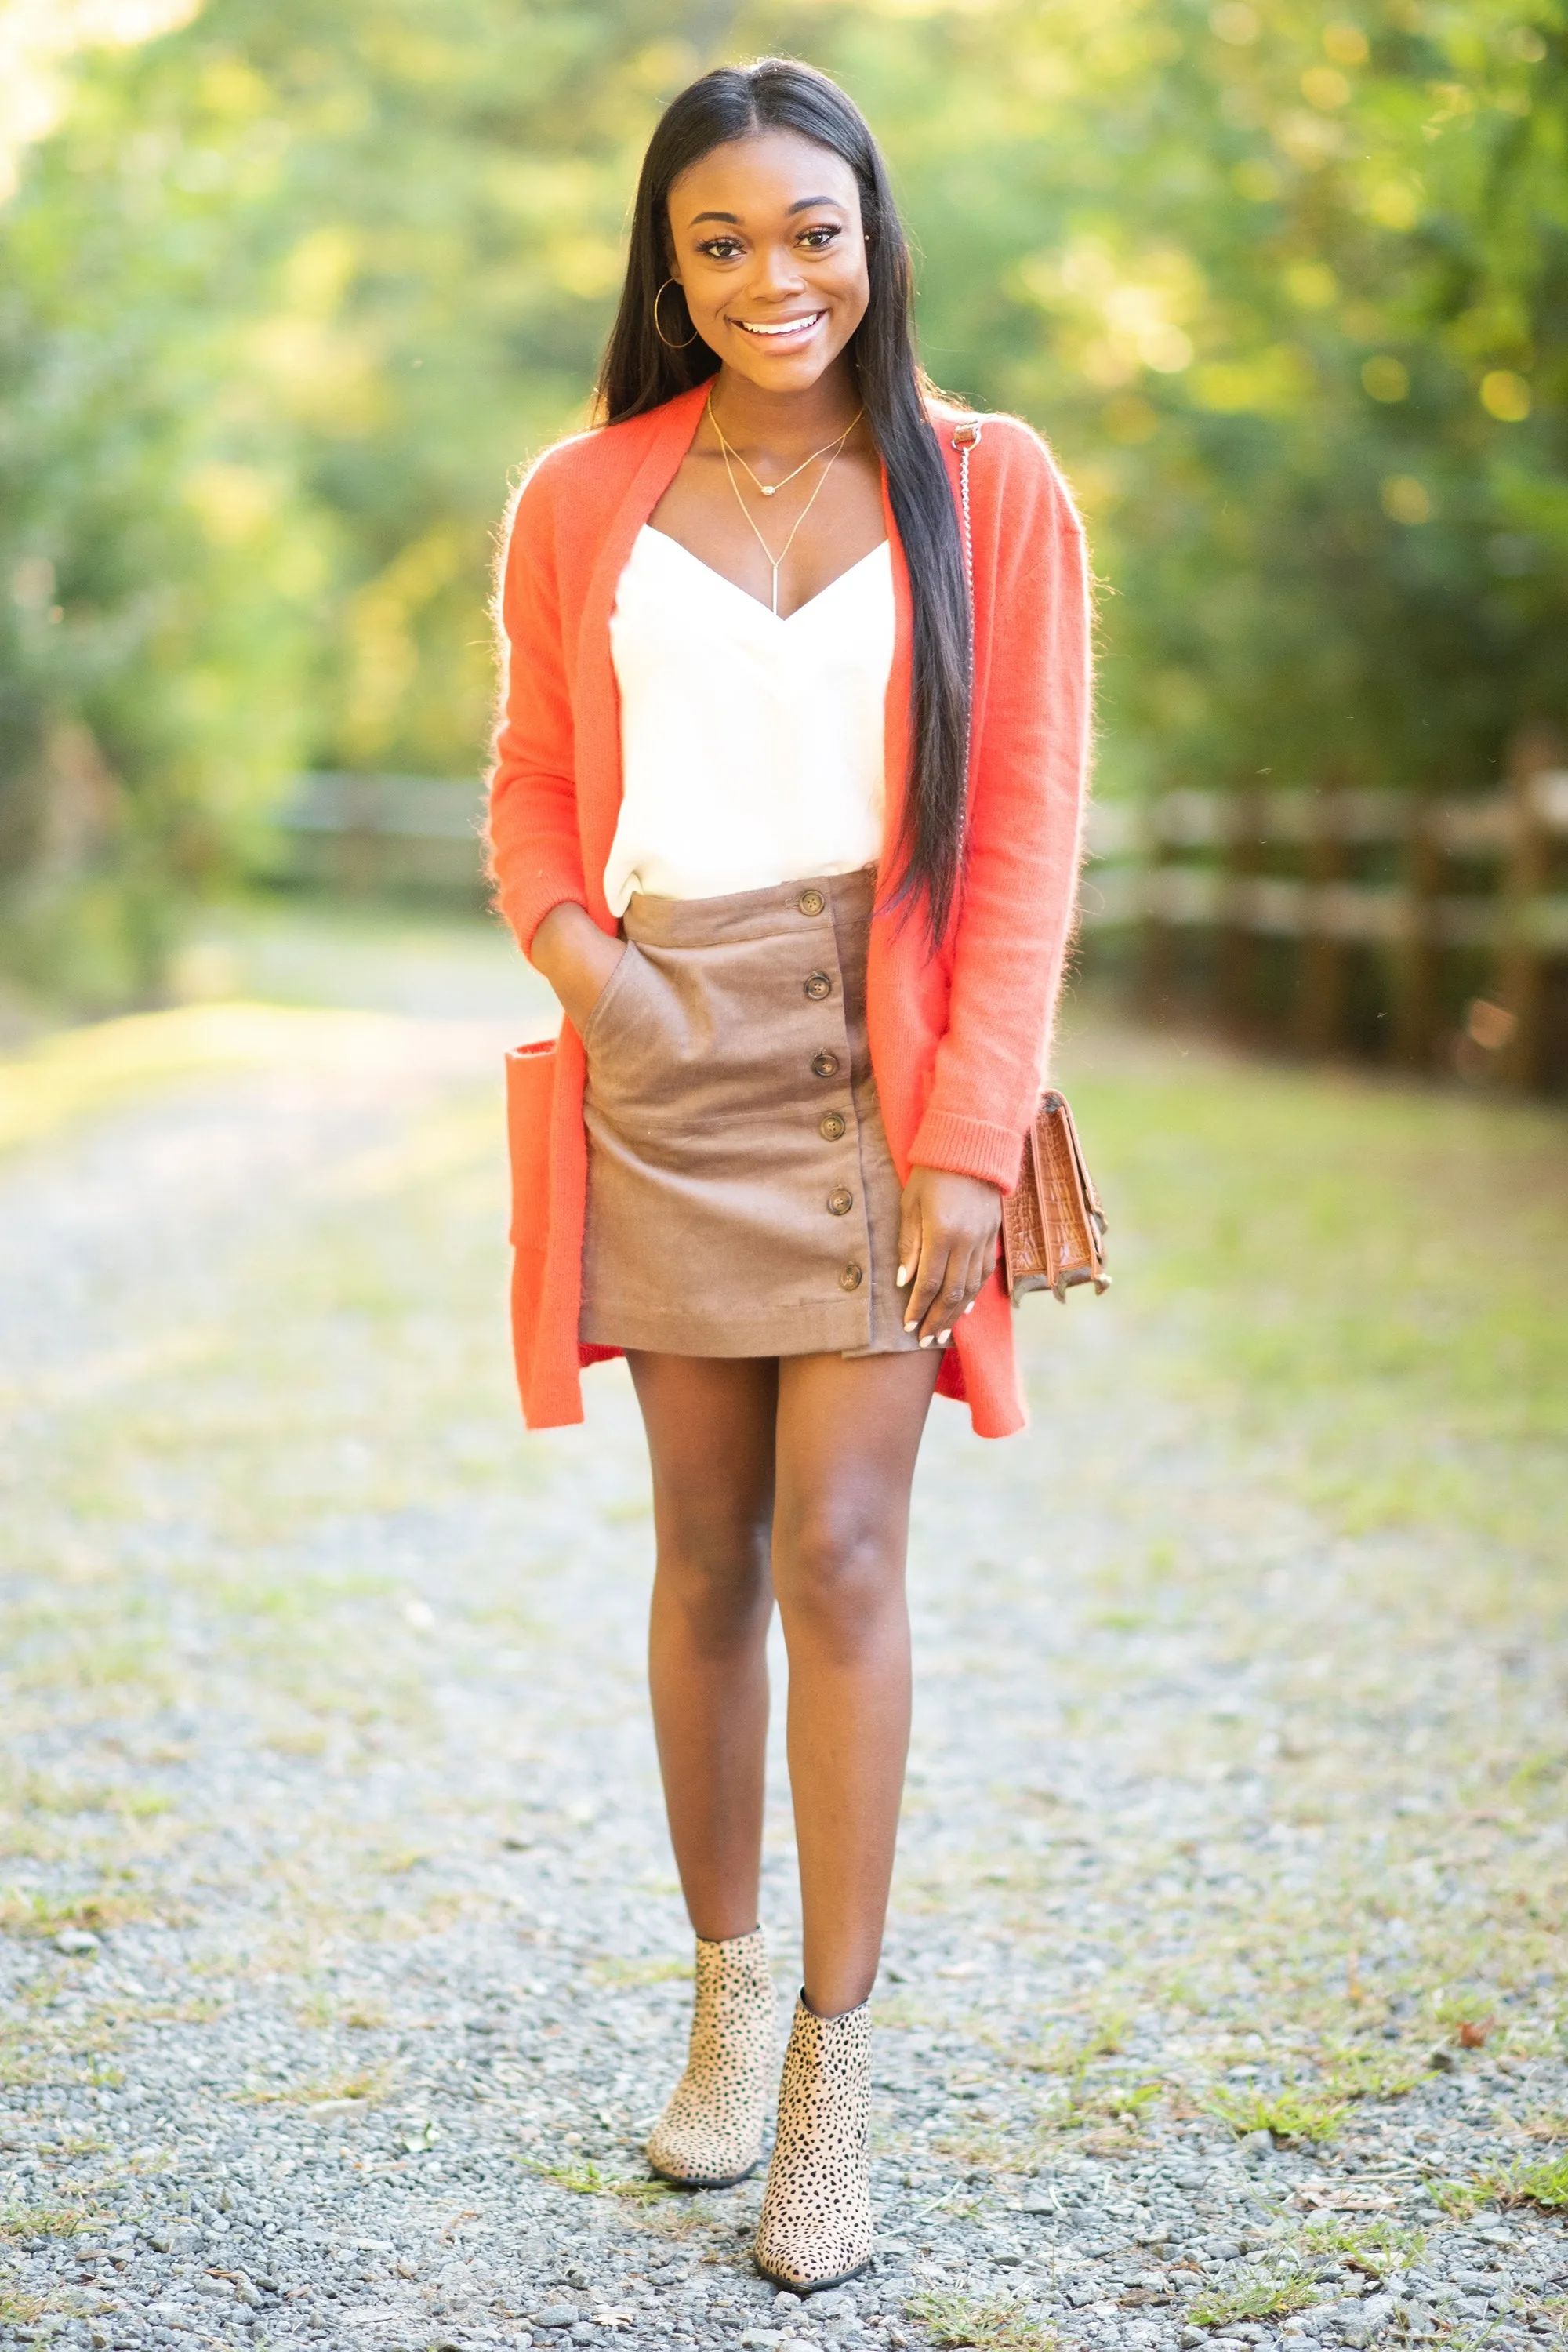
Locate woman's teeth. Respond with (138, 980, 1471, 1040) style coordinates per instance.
(735, 312, 824, 338)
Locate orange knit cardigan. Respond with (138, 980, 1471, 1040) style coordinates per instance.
(487, 379, 1091, 1439)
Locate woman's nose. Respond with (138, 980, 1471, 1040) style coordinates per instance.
(747, 242, 807, 297)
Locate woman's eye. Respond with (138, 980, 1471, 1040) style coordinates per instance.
(698, 238, 743, 260)
(800, 226, 840, 249)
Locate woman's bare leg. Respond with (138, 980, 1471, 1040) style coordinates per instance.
(771, 1350, 942, 2017)
(627, 1352, 779, 1944)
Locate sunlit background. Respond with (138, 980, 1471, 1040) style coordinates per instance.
(2, 9, 1567, 2296)
(0, 0, 1563, 1068)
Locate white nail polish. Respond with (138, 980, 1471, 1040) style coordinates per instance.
(920, 1334, 934, 1348)
(895, 1265, 909, 1287)
(938, 1329, 952, 1345)
(964, 1301, 976, 1315)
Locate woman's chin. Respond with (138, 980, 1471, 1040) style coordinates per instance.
(720, 338, 848, 394)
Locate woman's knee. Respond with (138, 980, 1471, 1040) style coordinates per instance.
(773, 1503, 904, 1643)
(654, 1511, 772, 1633)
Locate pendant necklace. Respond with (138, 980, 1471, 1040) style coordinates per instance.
(707, 392, 862, 617)
(708, 394, 864, 496)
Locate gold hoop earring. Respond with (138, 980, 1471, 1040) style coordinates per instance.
(653, 278, 697, 350)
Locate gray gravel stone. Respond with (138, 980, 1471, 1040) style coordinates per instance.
(2, 968, 1566, 2352)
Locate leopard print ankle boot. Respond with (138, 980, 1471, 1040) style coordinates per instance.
(646, 1927, 776, 2188)
(753, 1992, 874, 2291)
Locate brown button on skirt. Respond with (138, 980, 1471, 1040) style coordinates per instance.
(578, 866, 924, 1359)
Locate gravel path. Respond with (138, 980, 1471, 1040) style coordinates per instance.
(2, 951, 1564, 2352)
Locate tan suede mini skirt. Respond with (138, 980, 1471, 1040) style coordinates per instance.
(578, 866, 924, 1359)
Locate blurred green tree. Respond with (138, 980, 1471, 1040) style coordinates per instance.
(0, 0, 1563, 1002)
(826, 0, 1567, 801)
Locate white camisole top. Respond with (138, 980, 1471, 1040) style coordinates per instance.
(603, 524, 895, 916)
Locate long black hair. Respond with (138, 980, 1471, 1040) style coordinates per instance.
(597, 60, 971, 945)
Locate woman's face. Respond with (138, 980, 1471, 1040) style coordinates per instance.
(665, 128, 870, 394)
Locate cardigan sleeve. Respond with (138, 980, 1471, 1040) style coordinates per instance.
(908, 420, 1091, 1192)
(485, 451, 590, 955)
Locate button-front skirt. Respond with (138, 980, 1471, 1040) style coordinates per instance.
(578, 867, 924, 1359)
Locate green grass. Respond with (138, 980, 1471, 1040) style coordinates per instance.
(1, 2203, 111, 2242)
(1018, 2007, 1131, 2072)
(0, 1886, 154, 1940)
(1436, 2152, 1568, 2216)
(1428, 2176, 1493, 2220)
(1321, 2046, 1432, 2101)
(587, 1955, 691, 1987)
(1189, 2268, 1318, 2328)
(1210, 2084, 1351, 2144)
(906, 2290, 1058, 2350)
(1298, 2219, 1428, 2276)
(521, 2158, 677, 2208)
(1067, 1025, 1568, 1557)
(1512, 2154, 1568, 2209)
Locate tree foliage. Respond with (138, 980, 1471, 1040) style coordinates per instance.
(1, 0, 1563, 1000)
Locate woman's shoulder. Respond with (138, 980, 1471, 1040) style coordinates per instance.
(926, 407, 1086, 562)
(510, 389, 702, 535)
(512, 412, 638, 517)
(931, 402, 1081, 513)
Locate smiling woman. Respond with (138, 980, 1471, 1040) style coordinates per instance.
(597, 66, 975, 935)
(486, 55, 1091, 2300)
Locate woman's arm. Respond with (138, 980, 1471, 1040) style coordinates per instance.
(486, 457, 597, 968)
(529, 900, 625, 1035)
(898, 422, 1093, 1342)
(915, 425, 1091, 1176)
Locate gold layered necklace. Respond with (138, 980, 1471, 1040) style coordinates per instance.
(706, 391, 863, 617)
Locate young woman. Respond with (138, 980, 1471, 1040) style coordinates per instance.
(488, 59, 1089, 2294)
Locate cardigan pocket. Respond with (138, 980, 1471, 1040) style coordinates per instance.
(505, 1037, 557, 1250)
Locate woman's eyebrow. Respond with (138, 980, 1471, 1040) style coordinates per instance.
(685, 196, 846, 227)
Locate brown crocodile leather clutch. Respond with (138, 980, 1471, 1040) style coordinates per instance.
(1001, 1091, 1111, 1303)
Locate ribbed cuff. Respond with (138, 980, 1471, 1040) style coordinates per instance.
(493, 873, 588, 960)
(909, 1109, 1027, 1196)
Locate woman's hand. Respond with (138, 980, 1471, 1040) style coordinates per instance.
(530, 900, 626, 1036)
(896, 1167, 1002, 1346)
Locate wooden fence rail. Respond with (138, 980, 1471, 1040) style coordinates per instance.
(265, 750, 1568, 1092)
(263, 771, 487, 896)
(1082, 741, 1568, 1090)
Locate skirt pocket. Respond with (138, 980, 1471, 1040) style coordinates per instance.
(581, 943, 682, 1120)
(580, 941, 644, 1054)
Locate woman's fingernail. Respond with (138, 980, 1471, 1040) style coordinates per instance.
(920, 1333, 935, 1347)
(895, 1265, 909, 1287)
(903, 1321, 919, 1335)
(964, 1300, 976, 1315)
(938, 1328, 952, 1345)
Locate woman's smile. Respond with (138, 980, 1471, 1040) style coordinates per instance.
(728, 308, 827, 343)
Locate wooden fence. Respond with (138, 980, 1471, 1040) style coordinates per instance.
(1082, 734, 1568, 1091)
(263, 771, 487, 897)
(267, 738, 1568, 1092)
